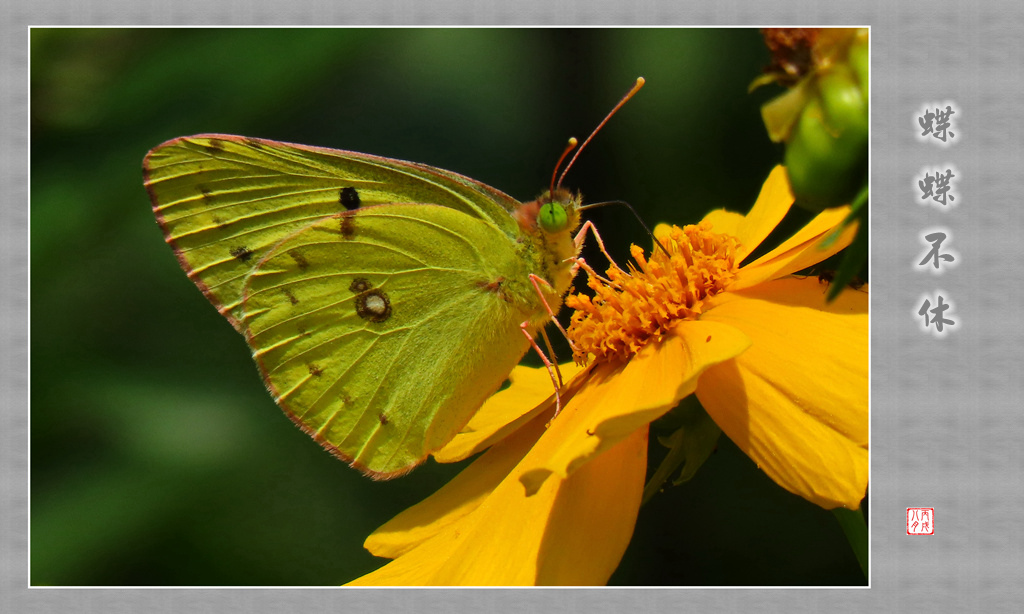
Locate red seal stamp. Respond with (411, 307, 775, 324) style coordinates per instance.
(907, 507, 934, 535)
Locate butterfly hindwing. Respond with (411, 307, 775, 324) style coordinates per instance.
(241, 203, 536, 477)
(144, 134, 522, 330)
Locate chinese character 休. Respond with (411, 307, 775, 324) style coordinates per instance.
(917, 294, 956, 334)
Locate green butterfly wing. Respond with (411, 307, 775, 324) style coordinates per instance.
(144, 134, 523, 331)
(243, 204, 536, 477)
(144, 134, 581, 478)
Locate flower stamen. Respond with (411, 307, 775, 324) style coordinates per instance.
(566, 222, 741, 364)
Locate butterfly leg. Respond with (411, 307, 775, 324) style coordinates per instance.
(527, 274, 575, 351)
(538, 326, 564, 388)
(571, 256, 617, 286)
(573, 220, 623, 274)
(519, 322, 563, 419)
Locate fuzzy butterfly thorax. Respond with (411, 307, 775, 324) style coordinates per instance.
(145, 134, 591, 479)
(511, 188, 583, 329)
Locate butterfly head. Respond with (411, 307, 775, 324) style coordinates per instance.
(538, 197, 571, 234)
(515, 187, 582, 238)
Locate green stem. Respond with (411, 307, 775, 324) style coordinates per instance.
(832, 506, 868, 579)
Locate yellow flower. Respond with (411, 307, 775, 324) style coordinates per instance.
(347, 165, 867, 586)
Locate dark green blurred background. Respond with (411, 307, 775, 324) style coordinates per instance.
(30, 28, 863, 586)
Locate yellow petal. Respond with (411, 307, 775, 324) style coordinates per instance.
(653, 222, 681, 240)
(518, 320, 751, 495)
(730, 206, 856, 290)
(697, 277, 868, 509)
(434, 362, 589, 463)
(365, 411, 549, 559)
(349, 423, 648, 585)
(711, 165, 794, 264)
(697, 209, 744, 238)
(760, 80, 814, 142)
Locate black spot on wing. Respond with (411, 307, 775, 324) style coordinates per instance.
(283, 288, 299, 305)
(308, 363, 323, 377)
(378, 413, 389, 426)
(340, 187, 361, 209)
(230, 246, 254, 262)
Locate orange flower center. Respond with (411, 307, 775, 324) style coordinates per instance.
(565, 222, 741, 364)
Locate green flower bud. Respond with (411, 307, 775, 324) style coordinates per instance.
(848, 37, 869, 97)
(819, 65, 868, 142)
(757, 28, 869, 211)
(784, 81, 867, 210)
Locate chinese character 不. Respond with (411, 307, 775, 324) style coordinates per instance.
(919, 105, 956, 142)
(919, 169, 956, 206)
(918, 295, 956, 333)
(919, 231, 956, 270)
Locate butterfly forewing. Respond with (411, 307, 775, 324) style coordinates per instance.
(144, 134, 522, 330)
(241, 204, 536, 477)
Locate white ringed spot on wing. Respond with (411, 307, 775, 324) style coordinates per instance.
(356, 290, 391, 322)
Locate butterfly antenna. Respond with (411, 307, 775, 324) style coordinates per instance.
(556, 77, 646, 189)
(580, 199, 671, 258)
(550, 137, 579, 196)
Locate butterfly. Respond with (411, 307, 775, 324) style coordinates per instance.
(143, 132, 594, 479)
(143, 81, 642, 480)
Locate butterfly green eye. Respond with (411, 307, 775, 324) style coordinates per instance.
(538, 202, 569, 233)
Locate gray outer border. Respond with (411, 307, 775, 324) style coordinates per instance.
(11, 1, 1022, 612)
